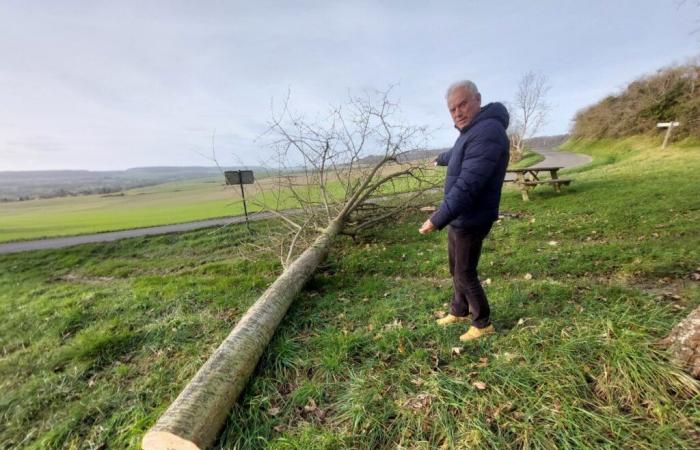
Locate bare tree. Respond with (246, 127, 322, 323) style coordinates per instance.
(142, 89, 437, 450)
(509, 71, 551, 161)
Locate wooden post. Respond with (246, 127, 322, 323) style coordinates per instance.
(657, 122, 680, 149)
(548, 168, 561, 193)
(516, 172, 529, 201)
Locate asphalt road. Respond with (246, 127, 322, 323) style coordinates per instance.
(0, 212, 276, 254)
(0, 150, 592, 254)
(504, 148, 591, 181)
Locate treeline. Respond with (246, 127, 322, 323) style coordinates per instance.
(572, 61, 700, 140)
(1, 186, 127, 203)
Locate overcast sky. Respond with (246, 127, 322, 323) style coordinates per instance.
(1, 1, 698, 171)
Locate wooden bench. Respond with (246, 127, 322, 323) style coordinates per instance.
(506, 167, 573, 201)
(521, 178, 572, 188)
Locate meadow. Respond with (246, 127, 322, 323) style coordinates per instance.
(0, 177, 248, 243)
(0, 162, 437, 243)
(0, 137, 698, 449)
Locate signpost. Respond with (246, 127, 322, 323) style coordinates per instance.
(657, 121, 680, 149)
(224, 170, 254, 232)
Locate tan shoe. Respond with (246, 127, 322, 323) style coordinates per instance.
(436, 314, 470, 326)
(459, 324, 496, 342)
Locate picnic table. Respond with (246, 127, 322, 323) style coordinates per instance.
(505, 166, 572, 201)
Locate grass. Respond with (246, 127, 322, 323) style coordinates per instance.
(508, 150, 545, 169)
(0, 163, 438, 244)
(0, 136, 699, 449)
(0, 177, 246, 243)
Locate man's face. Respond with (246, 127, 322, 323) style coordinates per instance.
(447, 87, 481, 130)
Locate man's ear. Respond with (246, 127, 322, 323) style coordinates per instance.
(476, 93, 482, 104)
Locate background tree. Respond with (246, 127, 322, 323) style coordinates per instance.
(142, 89, 437, 450)
(509, 71, 551, 162)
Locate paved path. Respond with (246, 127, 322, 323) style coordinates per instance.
(0, 212, 278, 254)
(504, 148, 591, 181)
(530, 148, 591, 169)
(1, 149, 592, 254)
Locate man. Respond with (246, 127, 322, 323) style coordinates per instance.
(419, 80, 509, 342)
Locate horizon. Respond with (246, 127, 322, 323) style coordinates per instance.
(0, 133, 573, 173)
(1, 1, 698, 171)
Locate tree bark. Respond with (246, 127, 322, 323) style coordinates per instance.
(661, 305, 700, 379)
(142, 218, 344, 450)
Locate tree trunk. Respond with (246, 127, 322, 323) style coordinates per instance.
(142, 218, 344, 450)
(660, 305, 700, 379)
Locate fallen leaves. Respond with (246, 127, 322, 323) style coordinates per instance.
(401, 392, 434, 411)
(383, 319, 403, 331)
(472, 381, 487, 390)
(496, 352, 519, 362)
(299, 398, 328, 422)
(303, 398, 318, 413)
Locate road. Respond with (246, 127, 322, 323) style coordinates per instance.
(0, 212, 278, 254)
(504, 148, 591, 181)
(0, 149, 592, 254)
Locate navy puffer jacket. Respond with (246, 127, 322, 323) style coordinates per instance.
(430, 102, 510, 229)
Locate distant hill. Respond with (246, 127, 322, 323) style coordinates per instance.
(2, 134, 571, 202)
(0, 166, 268, 202)
(523, 134, 570, 151)
(572, 61, 700, 140)
(355, 135, 567, 166)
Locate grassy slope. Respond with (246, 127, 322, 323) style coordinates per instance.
(0, 137, 699, 449)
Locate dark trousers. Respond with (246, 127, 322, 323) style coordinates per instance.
(448, 224, 493, 328)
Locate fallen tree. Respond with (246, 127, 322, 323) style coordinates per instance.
(661, 304, 700, 380)
(142, 90, 436, 449)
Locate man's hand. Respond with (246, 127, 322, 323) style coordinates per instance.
(419, 218, 436, 234)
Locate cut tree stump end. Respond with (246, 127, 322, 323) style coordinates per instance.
(660, 305, 700, 379)
(142, 431, 201, 450)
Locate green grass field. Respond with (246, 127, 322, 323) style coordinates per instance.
(1, 137, 699, 449)
(0, 177, 250, 243)
(0, 163, 439, 243)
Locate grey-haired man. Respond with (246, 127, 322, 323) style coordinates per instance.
(419, 80, 510, 341)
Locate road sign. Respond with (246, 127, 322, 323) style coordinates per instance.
(224, 170, 255, 233)
(224, 170, 254, 185)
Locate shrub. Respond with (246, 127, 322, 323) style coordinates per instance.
(572, 61, 700, 140)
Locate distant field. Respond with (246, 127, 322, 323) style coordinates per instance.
(0, 163, 436, 243)
(0, 177, 250, 243)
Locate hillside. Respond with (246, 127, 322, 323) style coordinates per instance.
(1, 137, 698, 448)
(572, 61, 700, 140)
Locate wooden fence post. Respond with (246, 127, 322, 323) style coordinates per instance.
(657, 121, 680, 149)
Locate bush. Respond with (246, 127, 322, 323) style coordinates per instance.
(572, 61, 700, 140)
